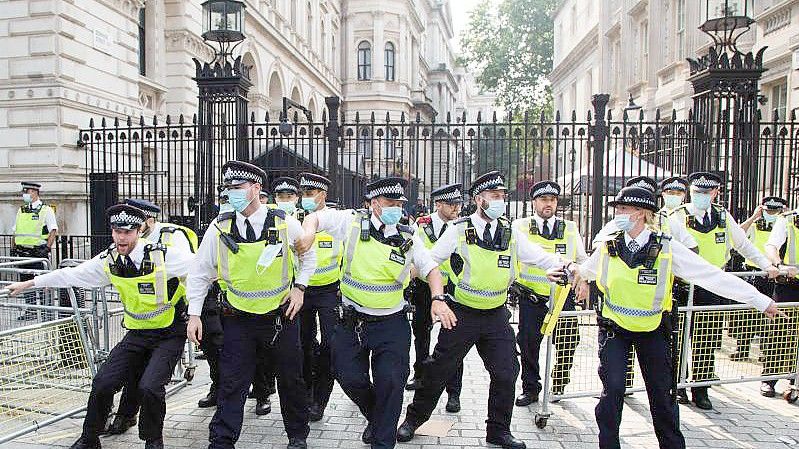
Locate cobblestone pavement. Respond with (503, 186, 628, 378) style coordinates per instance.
(6, 331, 799, 449)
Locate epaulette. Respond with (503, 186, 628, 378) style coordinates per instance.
(783, 210, 799, 218)
(144, 242, 167, 254)
(217, 211, 235, 223)
(397, 224, 414, 235)
(100, 243, 117, 259)
(452, 216, 470, 225)
(416, 215, 433, 225)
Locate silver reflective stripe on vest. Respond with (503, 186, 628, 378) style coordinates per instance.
(343, 212, 413, 285)
(518, 273, 550, 284)
(226, 282, 293, 300)
(315, 260, 340, 274)
(124, 302, 172, 320)
(598, 237, 671, 316)
(651, 239, 671, 311)
(456, 281, 508, 298)
(457, 222, 516, 298)
(341, 274, 404, 293)
(788, 221, 797, 265)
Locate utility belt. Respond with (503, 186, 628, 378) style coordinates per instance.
(596, 311, 672, 338)
(220, 293, 288, 346)
(509, 282, 548, 305)
(447, 298, 507, 316)
(307, 280, 340, 295)
(337, 303, 412, 325)
(12, 244, 49, 258)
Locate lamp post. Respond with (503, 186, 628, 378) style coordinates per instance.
(202, 0, 247, 62)
(700, 0, 753, 54)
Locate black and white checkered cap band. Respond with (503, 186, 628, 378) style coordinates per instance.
(533, 184, 560, 198)
(273, 182, 298, 193)
(662, 180, 686, 191)
(764, 199, 786, 208)
(223, 168, 262, 184)
(433, 189, 462, 202)
(629, 180, 655, 190)
(617, 195, 656, 208)
(141, 209, 158, 218)
(473, 176, 505, 194)
(691, 176, 720, 189)
(300, 177, 328, 191)
(367, 183, 405, 199)
(110, 211, 144, 226)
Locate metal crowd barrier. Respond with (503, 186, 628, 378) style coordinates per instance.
(0, 258, 196, 444)
(532, 271, 799, 429)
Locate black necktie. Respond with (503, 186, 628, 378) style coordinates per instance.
(124, 256, 137, 276)
(483, 222, 492, 243)
(439, 223, 448, 238)
(702, 213, 711, 228)
(541, 220, 550, 239)
(244, 218, 256, 242)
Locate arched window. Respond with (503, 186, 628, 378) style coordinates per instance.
(357, 41, 371, 81)
(384, 42, 395, 81)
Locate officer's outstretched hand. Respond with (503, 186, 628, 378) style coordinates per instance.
(765, 265, 781, 280)
(431, 299, 457, 330)
(282, 287, 305, 320)
(187, 315, 203, 344)
(5, 280, 35, 296)
(764, 301, 788, 320)
(546, 267, 566, 283)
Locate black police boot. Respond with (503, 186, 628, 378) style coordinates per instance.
(144, 438, 164, 449)
(676, 388, 690, 405)
(198, 386, 217, 408)
(486, 432, 527, 449)
(361, 422, 374, 444)
(514, 391, 538, 407)
(308, 402, 324, 422)
(106, 414, 136, 435)
(396, 420, 418, 442)
(445, 394, 461, 413)
(760, 382, 776, 398)
(287, 437, 308, 449)
(255, 397, 272, 415)
(405, 377, 423, 391)
(692, 388, 713, 410)
(69, 437, 101, 449)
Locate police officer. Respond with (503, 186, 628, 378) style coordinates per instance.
(406, 183, 465, 414)
(513, 180, 588, 406)
(397, 171, 584, 449)
(761, 201, 799, 397)
(660, 177, 689, 216)
(578, 186, 780, 449)
(672, 172, 779, 409)
(186, 161, 316, 449)
(296, 172, 341, 421)
(7, 204, 193, 449)
(12, 181, 58, 320)
(731, 196, 784, 362)
(300, 176, 444, 449)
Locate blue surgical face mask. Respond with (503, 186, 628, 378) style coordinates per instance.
(227, 188, 253, 213)
(379, 206, 403, 226)
(763, 211, 779, 224)
(691, 192, 712, 211)
(301, 197, 318, 212)
(277, 201, 297, 215)
(482, 199, 506, 220)
(613, 214, 635, 232)
(662, 194, 683, 210)
(22, 193, 32, 204)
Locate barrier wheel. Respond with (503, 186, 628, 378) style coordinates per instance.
(534, 413, 548, 429)
(784, 389, 798, 404)
(184, 366, 196, 382)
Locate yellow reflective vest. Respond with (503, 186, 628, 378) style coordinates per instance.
(14, 204, 53, 247)
(515, 217, 578, 296)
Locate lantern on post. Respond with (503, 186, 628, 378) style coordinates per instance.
(700, 0, 754, 54)
(201, 0, 247, 61)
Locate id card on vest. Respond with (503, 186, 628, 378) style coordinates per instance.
(497, 255, 512, 268)
(715, 232, 726, 244)
(319, 240, 333, 249)
(138, 282, 156, 295)
(389, 250, 406, 265)
(637, 269, 658, 285)
(555, 243, 567, 254)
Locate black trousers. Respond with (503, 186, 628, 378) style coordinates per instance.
(688, 287, 723, 395)
(410, 280, 463, 396)
(728, 267, 770, 354)
(11, 246, 48, 306)
(405, 303, 519, 437)
(517, 290, 579, 394)
(300, 284, 339, 409)
(252, 340, 277, 400)
(209, 311, 309, 449)
(82, 319, 186, 441)
(595, 318, 685, 449)
(762, 282, 799, 386)
(200, 289, 225, 395)
(331, 312, 410, 449)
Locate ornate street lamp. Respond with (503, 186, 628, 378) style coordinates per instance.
(700, 0, 754, 54)
(201, 0, 247, 61)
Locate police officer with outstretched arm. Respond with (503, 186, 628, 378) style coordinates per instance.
(578, 186, 781, 449)
(185, 161, 316, 449)
(7, 204, 193, 449)
(397, 171, 586, 449)
(299, 176, 444, 449)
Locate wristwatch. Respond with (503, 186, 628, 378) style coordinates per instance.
(293, 283, 307, 292)
(432, 294, 449, 302)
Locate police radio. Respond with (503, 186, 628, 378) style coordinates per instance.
(398, 238, 414, 255)
(360, 214, 371, 241)
(497, 225, 512, 251)
(465, 226, 478, 245)
(555, 220, 566, 239)
(643, 234, 663, 270)
(528, 219, 539, 235)
(267, 228, 279, 245)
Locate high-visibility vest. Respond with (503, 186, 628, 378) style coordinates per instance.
(679, 204, 732, 268)
(339, 211, 414, 309)
(596, 233, 674, 332)
(783, 212, 799, 278)
(309, 231, 344, 287)
(745, 221, 772, 268)
(452, 218, 516, 309)
(514, 217, 577, 296)
(14, 204, 52, 247)
(102, 244, 179, 330)
(415, 215, 454, 284)
(158, 224, 199, 253)
(215, 213, 294, 314)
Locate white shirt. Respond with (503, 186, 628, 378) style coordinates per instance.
(685, 204, 772, 270)
(13, 199, 58, 233)
(146, 222, 193, 254)
(430, 211, 448, 237)
(429, 212, 563, 272)
(579, 228, 772, 312)
(511, 214, 589, 263)
(185, 205, 316, 316)
(591, 210, 697, 250)
(765, 213, 793, 257)
(34, 239, 192, 289)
